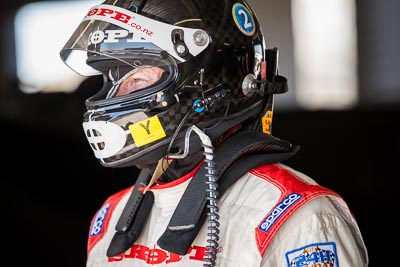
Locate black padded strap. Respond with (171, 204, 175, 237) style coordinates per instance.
(115, 169, 150, 232)
(107, 169, 153, 257)
(107, 191, 154, 257)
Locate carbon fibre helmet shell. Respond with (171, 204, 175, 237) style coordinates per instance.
(60, 0, 270, 168)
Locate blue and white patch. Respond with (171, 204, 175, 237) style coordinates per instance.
(258, 193, 302, 232)
(232, 3, 256, 36)
(286, 242, 339, 267)
(89, 202, 111, 236)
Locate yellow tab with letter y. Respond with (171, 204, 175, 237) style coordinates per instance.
(129, 115, 166, 147)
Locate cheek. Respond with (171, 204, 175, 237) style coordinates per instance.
(117, 81, 136, 96)
(119, 80, 149, 95)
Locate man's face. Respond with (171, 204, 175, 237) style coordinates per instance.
(116, 66, 165, 97)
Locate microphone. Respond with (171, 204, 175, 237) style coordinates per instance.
(192, 84, 231, 113)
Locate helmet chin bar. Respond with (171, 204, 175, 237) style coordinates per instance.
(82, 119, 130, 161)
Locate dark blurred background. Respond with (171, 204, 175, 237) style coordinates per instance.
(1, 0, 398, 266)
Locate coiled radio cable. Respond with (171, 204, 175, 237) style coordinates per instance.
(169, 125, 220, 266)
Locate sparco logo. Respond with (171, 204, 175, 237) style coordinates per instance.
(259, 193, 302, 232)
(90, 202, 110, 236)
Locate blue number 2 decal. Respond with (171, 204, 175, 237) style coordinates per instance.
(232, 3, 256, 36)
(238, 9, 253, 29)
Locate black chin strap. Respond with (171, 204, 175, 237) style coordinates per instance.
(107, 132, 299, 257)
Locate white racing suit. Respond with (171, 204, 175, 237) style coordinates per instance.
(87, 163, 369, 266)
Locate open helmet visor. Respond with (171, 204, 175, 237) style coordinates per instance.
(59, 3, 210, 77)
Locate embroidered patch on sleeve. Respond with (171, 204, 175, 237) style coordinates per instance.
(285, 242, 339, 267)
(87, 202, 112, 255)
(258, 193, 302, 232)
(89, 202, 111, 237)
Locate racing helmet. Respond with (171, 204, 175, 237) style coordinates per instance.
(60, 0, 283, 168)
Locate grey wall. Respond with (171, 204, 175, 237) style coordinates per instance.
(357, 0, 400, 106)
(249, 0, 400, 109)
